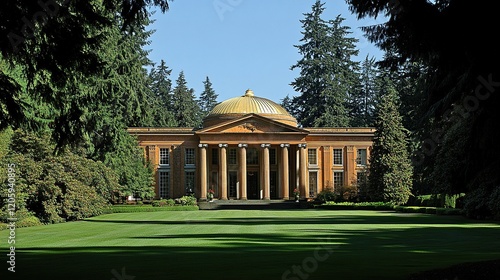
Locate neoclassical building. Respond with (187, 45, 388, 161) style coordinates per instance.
(128, 89, 374, 201)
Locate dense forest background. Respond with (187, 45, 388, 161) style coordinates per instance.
(1, 0, 499, 224)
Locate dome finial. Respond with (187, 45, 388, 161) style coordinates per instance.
(244, 89, 254, 97)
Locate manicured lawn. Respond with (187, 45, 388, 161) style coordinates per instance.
(1, 210, 500, 280)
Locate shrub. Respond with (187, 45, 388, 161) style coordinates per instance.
(177, 195, 197, 206)
(152, 199, 175, 207)
(425, 207, 437, 214)
(487, 186, 500, 220)
(111, 205, 199, 213)
(464, 186, 491, 219)
(17, 216, 43, 228)
(317, 187, 335, 202)
(166, 199, 175, 206)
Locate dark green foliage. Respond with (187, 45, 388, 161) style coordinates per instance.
(0, 0, 170, 146)
(290, 1, 359, 127)
(349, 55, 378, 127)
(316, 187, 335, 202)
(147, 59, 177, 127)
(368, 78, 413, 205)
(172, 71, 202, 128)
(347, 0, 500, 216)
(318, 201, 395, 210)
(199, 76, 219, 117)
(0, 130, 120, 223)
(407, 193, 465, 208)
(104, 130, 155, 201)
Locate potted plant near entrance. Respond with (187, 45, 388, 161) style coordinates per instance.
(207, 189, 215, 201)
(293, 188, 300, 202)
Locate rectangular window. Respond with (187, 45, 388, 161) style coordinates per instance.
(185, 171, 195, 195)
(247, 148, 259, 165)
(159, 148, 169, 165)
(185, 148, 195, 165)
(270, 148, 277, 165)
(159, 171, 170, 199)
(334, 171, 344, 188)
(333, 149, 343, 165)
(357, 149, 367, 165)
(309, 171, 318, 198)
(212, 148, 219, 165)
(228, 148, 237, 165)
(308, 148, 317, 165)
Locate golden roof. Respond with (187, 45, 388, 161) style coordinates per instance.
(204, 89, 297, 127)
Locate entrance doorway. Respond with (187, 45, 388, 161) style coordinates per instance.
(228, 171, 237, 199)
(270, 171, 278, 199)
(247, 171, 259, 199)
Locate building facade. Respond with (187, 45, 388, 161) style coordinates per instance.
(128, 90, 374, 201)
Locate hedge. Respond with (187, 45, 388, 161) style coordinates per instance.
(111, 205, 199, 213)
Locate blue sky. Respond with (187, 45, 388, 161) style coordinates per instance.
(146, 0, 386, 104)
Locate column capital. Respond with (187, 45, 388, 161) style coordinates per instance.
(298, 143, 307, 149)
(218, 143, 228, 148)
(238, 143, 248, 148)
(280, 143, 290, 148)
(198, 143, 208, 148)
(260, 143, 271, 148)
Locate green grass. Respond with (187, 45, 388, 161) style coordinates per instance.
(1, 210, 500, 280)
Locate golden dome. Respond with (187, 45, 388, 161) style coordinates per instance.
(203, 89, 297, 127)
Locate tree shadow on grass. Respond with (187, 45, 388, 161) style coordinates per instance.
(9, 222, 500, 280)
(85, 212, 494, 226)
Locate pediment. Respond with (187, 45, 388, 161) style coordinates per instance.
(196, 114, 308, 134)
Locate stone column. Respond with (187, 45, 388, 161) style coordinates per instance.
(238, 143, 248, 200)
(219, 143, 228, 200)
(261, 144, 271, 200)
(198, 144, 208, 200)
(298, 143, 308, 199)
(280, 144, 290, 200)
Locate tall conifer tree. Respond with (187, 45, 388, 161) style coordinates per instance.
(368, 78, 413, 204)
(148, 60, 177, 127)
(290, 1, 359, 127)
(199, 76, 218, 117)
(172, 71, 202, 128)
(349, 55, 378, 126)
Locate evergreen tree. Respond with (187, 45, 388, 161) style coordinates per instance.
(0, 0, 170, 147)
(280, 94, 299, 121)
(199, 76, 219, 117)
(290, 1, 359, 127)
(172, 71, 202, 128)
(147, 60, 177, 127)
(349, 55, 378, 127)
(368, 78, 413, 205)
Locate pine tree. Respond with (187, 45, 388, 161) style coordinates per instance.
(148, 60, 177, 127)
(199, 76, 219, 117)
(290, 1, 359, 127)
(349, 55, 378, 127)
(172, 71, 202, 128)
(368, 77, 413, 204)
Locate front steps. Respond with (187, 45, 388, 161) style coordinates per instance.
(198, 199, 310, 210)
